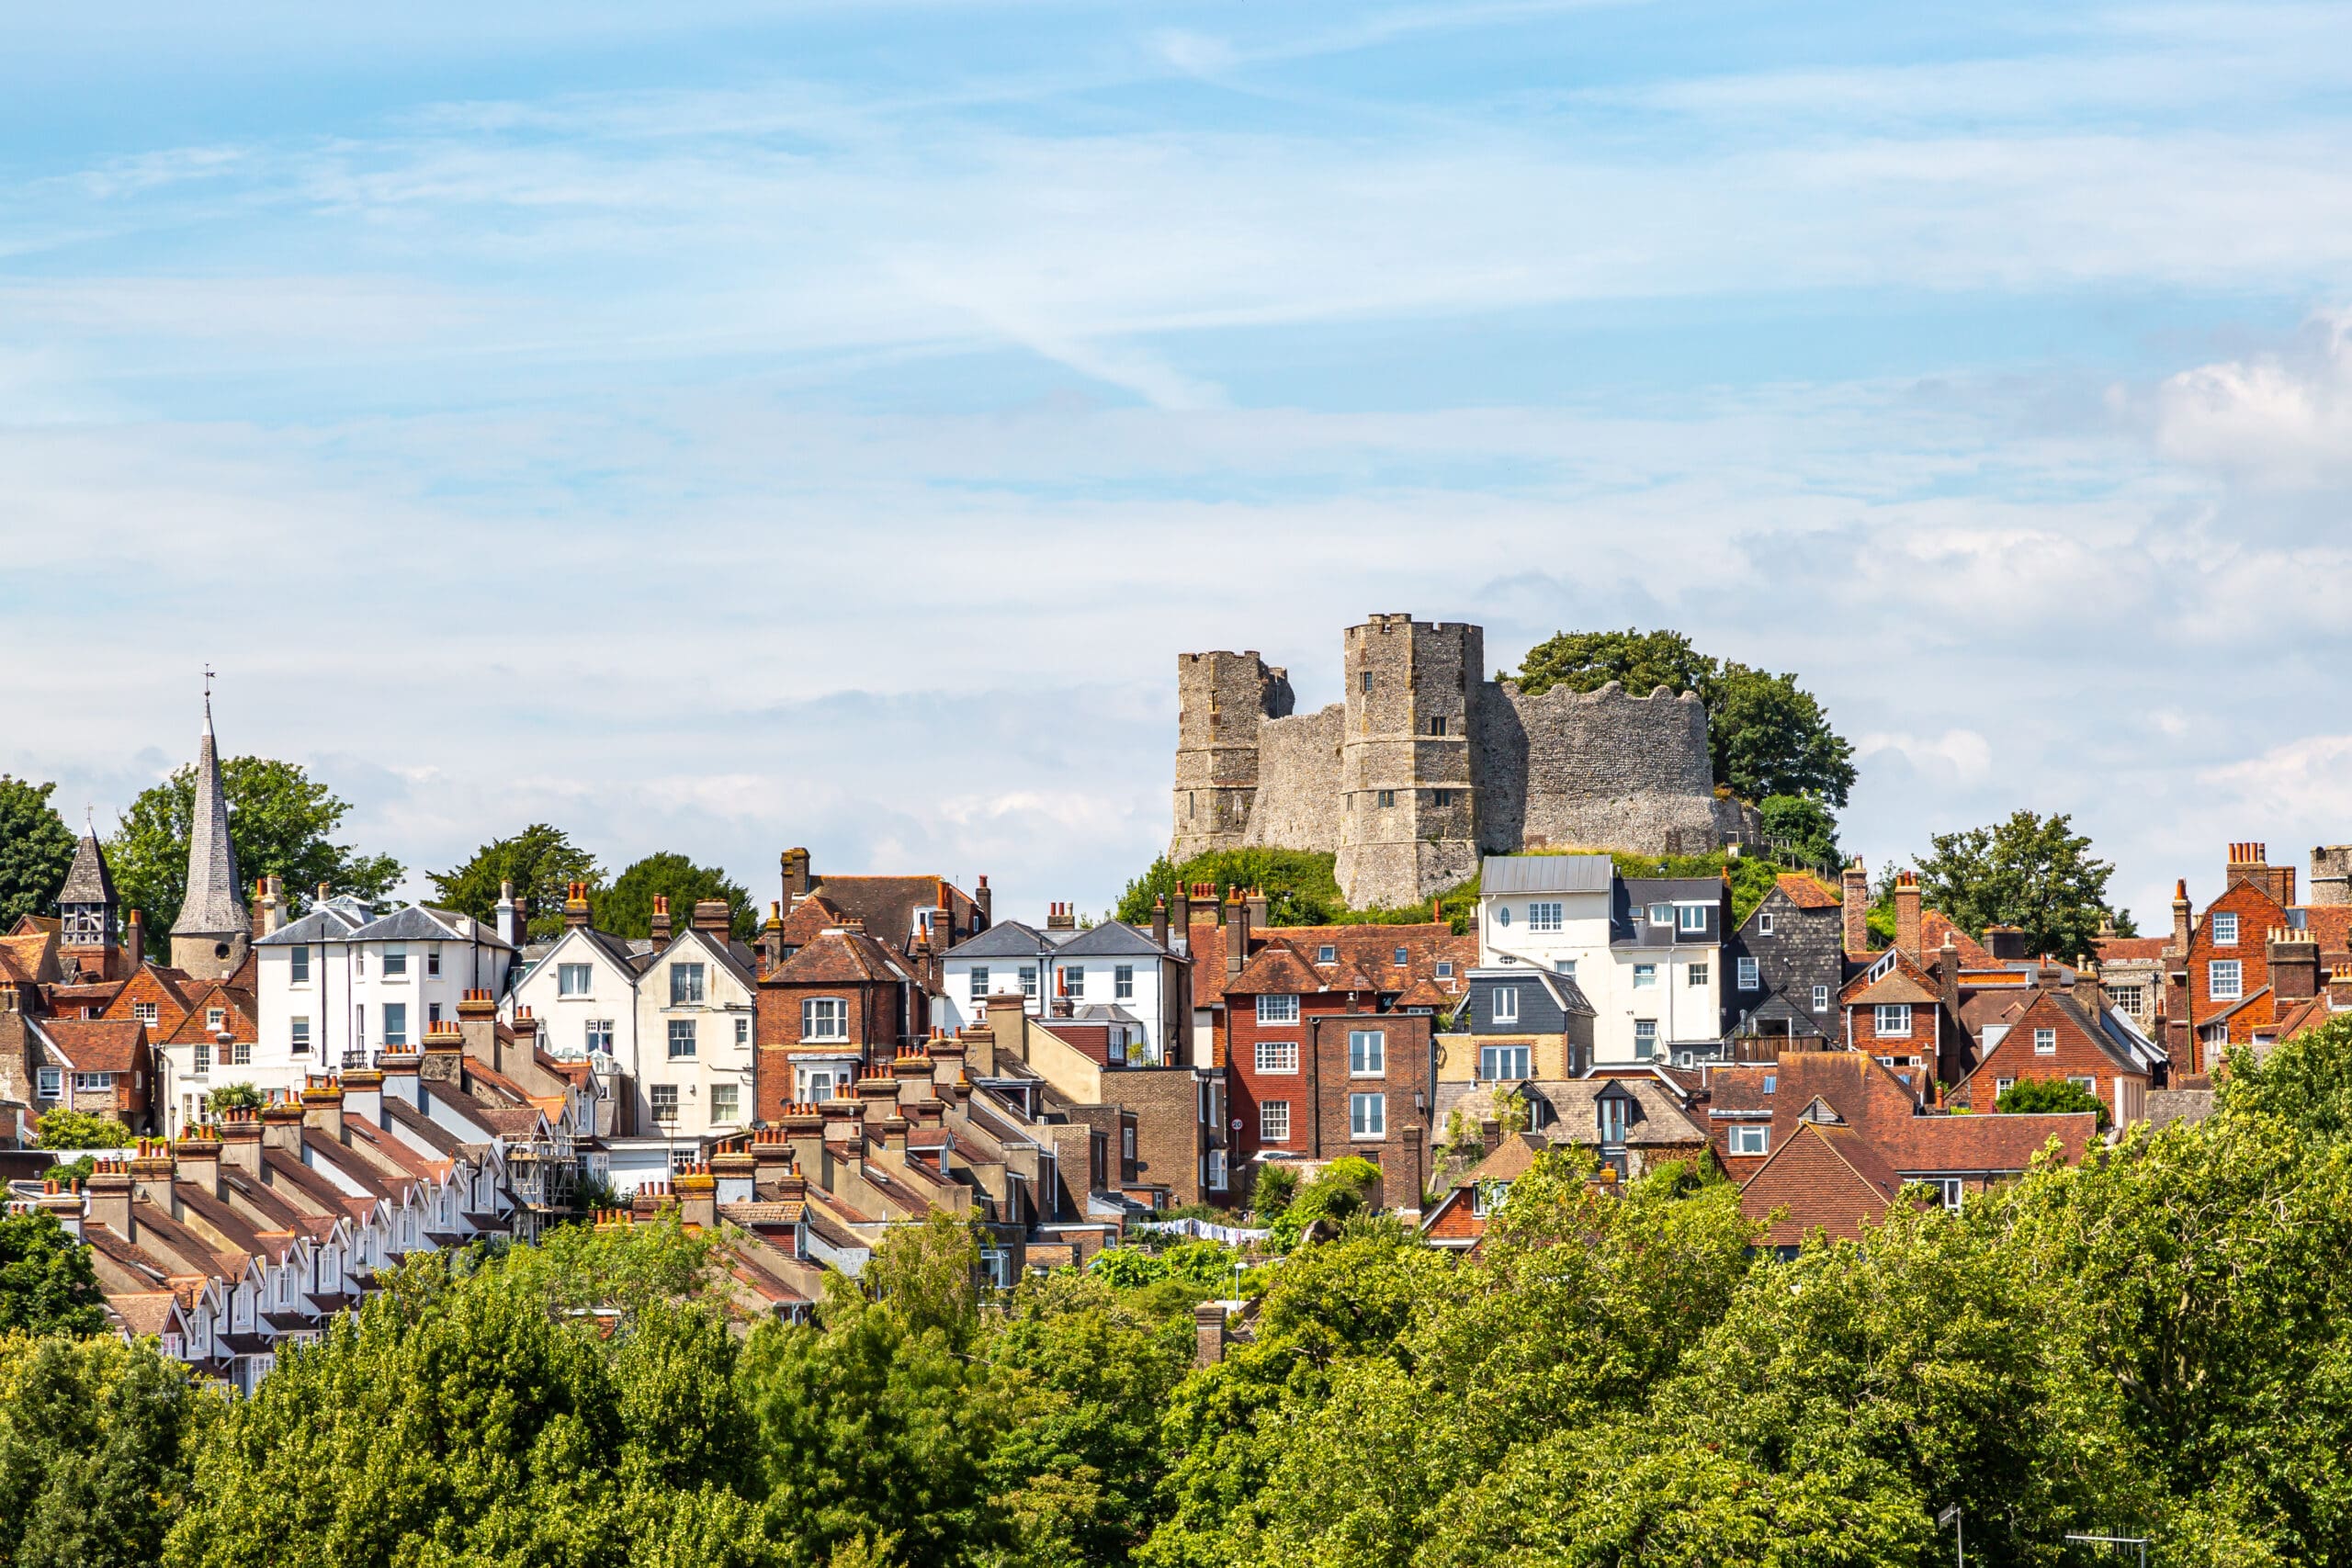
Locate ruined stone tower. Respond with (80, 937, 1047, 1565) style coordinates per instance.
(1172, 614, 1753, 908)
(1334, 615, 1483, 912)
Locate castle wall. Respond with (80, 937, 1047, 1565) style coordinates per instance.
(1477, 680, 1730, 858)
(1240, 705, 1345, 855)
(1174, 617, 1753, 905)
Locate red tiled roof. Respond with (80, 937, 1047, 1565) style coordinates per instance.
(1919, 911, 1998, 968)
(2095, 936, 2169, 962)
(765, 926, 912, 986)
(1227, 942, 1327, 997)
(41, 1018, 149, 1072)
(1185, 919, 1472, 1008)
(1740, 1120, 1903, 1247)
(1777, 874, 1842, 910)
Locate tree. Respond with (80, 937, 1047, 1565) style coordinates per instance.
(1512, 628, 1858, 806)
(0, 1333, 208, 1567)
(0, 776, 75, 930)
(107, 757, 401, 948)
(1910, 809, 2133, 956)
(1758, 793, 1841, 869)
(601, 852, 755, 942)
(1997, 1076, 2110, 1127)
(427, 823, 601, 942)
(205, 1084, 264, 1115)
(34, 1108, 131, 1150)
(0, 1210, 106, 1337)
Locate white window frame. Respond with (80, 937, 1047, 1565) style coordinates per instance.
(1634, 1020, 1657, 1059)
(735, 1016, 751, 1046)
(382, 1001, 409, 1048)
(1647, 902, 1672, 925)
(1256, 994, 1300, 1024)
(650, 1084, 679, 1122)
(1737, 956, 1761, 991)
(968, 965, 989, 1000)
(1633, 964, 1657, 989)
(1813, 985, 1830, 1013)
(1527, 901, 1563, 933)
(2208, 960, 2243, 1000)
(1259, 1100, 1291, 1144)
(801, 998, 847, 1043)
(2067, 1075, 2097, 1094)
(1677, 904, 1707, 932)
(134, 1001, 158, 1025)
(290, 1017, 311, 1054)
(288, 945, 310, 985)
(1492, 987, 1519, 1023)
(1729, 1124, 1769, 1156)
(1349, 1092, 1385, 1139)
(1064, 965, 1086, 998)
(2211, 911, 2239, 946)
(1758, 912, 1776, 937)
(670, 964, 707, 1006)
(207, 1007, 227, 1032)
(558, 964, 592, 998)
(1874, 1003, 1913, 1038)
(2035, 1027, 2057, 1055)
(1254, 1039, 1299, 1074)
(586, 1019, 613, 1055)
(668, 1019, 697, 1059)
(1479, 1043, 1531, 1082)
(37, 1067, 62, 1098)
(1317, 944, 1337, 963)
(1687, 962, 1710, 988)
(1020, 965, 1038, 998)
(1348, 1029, 1385, 1076)
(1114, 964, 1135, 999)
(710, 1083, 740, 1123)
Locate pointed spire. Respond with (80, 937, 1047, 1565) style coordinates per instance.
(172, 684, 247, 938)
(58, 830, 117, 908)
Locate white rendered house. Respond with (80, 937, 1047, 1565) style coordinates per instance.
(629, 925, 759, 1145)
(938, 915, 1187, 1066)
(253, 897, 517, 1073)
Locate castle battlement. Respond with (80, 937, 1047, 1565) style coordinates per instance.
(1173, 616, 1751, 908)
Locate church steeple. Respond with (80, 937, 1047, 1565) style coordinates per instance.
(57, 828, 119, 973)
(170, 682, 250, 979)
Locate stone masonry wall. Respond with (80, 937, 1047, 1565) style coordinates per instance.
(1174, 620, 1753, 906)
(1241, 705, 1345, 854)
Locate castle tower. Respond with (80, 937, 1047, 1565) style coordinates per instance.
(56, 828, 121, 980)
(1171, 651, 1295, 863)
(170, 690, 250, 981)
(2312, 846, 2352, 908)
(1333, 615, 1483, 909)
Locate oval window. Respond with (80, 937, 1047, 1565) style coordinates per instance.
(1497, 907, 1512, 927)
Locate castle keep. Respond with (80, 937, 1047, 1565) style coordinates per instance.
(1172, 614, 1753, 908)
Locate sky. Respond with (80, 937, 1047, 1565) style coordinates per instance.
(4, 1, 2351, 932)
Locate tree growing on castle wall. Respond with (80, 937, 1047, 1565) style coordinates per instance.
(107, 757, 402, 950)
(0, 774, 76, 930)
(1512, 628, 1857, 807)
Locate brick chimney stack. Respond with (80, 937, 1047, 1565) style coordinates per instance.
(1046, 901, 1077, 931)
(562, 881, 592, 931)
(650, 895, 673, 948)
(781, 848, 813, 906)
(1227, 887, 1250, 977)
(693, 899, 731, 939)
(1893, 872, 1922, 961)
(1151, 895, 1170, 950)
(1841, 858, 1871, 958)
(975, 874, 992, 924)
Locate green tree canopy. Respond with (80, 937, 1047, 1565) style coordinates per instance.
(0, 1210, 107, 1337)
(1996, 1075, 2110, 1127)
(0, 775, 76, 930)
(427, 823, 602, 942)
(107, 757, 401, 949)
(0, 1333, 208, 1566)
(601, 852, 754, 942)
(1910, 808, 2134, 956)
(1758, 791, 1841, 869)
(1513, 627, 1858, 806)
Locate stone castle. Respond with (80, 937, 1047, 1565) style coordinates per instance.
(1171, 614, 1755, 908)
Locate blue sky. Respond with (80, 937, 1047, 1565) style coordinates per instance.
(5, 0, 2352, 929)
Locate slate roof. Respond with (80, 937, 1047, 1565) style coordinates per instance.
(347, 905, 509, 949)
(1055, 919, 1177, 959)
(254, 906, 369, 946)
(59, 834, 117, 906)
(172, 704, 246, 937)
(946, 920, 1053, 960)
(1482, 854, 1612, 895)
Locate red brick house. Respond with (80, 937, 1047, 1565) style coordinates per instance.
(1420, 1131, 1544, 1252)
(753, 920, 930, 1122)
(1219, 936, 1434, 1207)
(29, 1018, 155, 1134)
(1948, 976, 2158, 1126)
(1704, 1052, 2097, 1209)
(100, 963, 202, 1040)
(2160, 843, 2352, 1071)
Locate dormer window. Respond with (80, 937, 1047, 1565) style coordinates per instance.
(1318, 945, 1337, 964)
(1598, 1093, 1631, 1145)
(1648, 903, 1671, 925)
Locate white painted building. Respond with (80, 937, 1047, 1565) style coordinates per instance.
(630, 927, 759, 1145)
(1476, 856, 1727, 1067)
(253, 897, 518, 1075)
(506, 920, 647, 1070)
(939, 915, 1187, 1065)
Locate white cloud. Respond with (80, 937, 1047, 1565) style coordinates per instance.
(2153, 310, 2352, 487)
(1855, 730, 1994, 785)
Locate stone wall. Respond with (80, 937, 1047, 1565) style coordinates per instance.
(1175, 619, 1755, 906)
(1241, 704, 1345, 854)
(1476, 679, 1730, 859)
